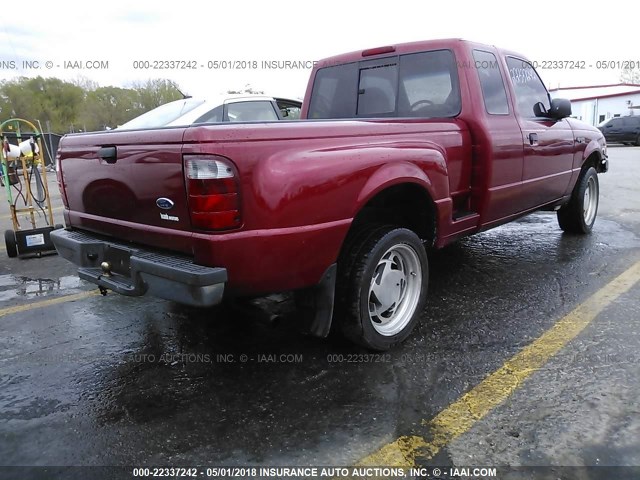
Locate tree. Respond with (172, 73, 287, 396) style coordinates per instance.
(79, 86, 139, 131)
(0, 76, 187, 133)
(227, 84, 264, 95)
(130, 78, 184, 110)
(620, 68, 640, 84)
(72, 76, 99, 91)
(0, 76, 83, 132)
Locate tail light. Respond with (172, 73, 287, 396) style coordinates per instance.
(55, 151, 69, 208)
(184, 155, 241, 231)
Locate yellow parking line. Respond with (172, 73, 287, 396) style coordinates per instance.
(357, 259, 640, 467)
(0, 291, 99, 318)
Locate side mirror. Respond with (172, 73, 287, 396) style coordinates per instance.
(548, 98, 572, 119)
(533, 102, 548, 117)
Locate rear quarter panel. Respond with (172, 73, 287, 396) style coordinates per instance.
(183, 120, 468, 293)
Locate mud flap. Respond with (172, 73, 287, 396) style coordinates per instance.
(294, 264, 336, 338)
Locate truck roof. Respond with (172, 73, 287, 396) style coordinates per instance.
(314, 38, 528, 68)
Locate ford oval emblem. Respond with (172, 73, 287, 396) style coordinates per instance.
(156, 198, 175, 210)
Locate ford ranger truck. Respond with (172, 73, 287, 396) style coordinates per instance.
(51, 39, 608, 351)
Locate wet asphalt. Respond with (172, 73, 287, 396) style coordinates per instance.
(0, 147, 639, 477)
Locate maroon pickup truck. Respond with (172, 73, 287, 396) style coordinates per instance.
(51, 39, 608, 350)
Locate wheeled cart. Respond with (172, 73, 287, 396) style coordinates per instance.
(1, 118, 61, 258)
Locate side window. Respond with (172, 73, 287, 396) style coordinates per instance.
(397, 50, 460, 117)
(506, 57, 550, 117)
(194, 105, 223, 124)
(357, 61, 398, 116)
(473, 50, 509, 115)
(225, 101, 279, 122)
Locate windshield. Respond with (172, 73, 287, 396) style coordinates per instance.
(118, 99, 205, 130)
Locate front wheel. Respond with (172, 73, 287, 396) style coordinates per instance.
(336, 226, 428, 350)
(557, 167, 599, 234)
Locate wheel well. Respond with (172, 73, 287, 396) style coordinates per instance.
(348, 184, 437, 246)
(582, 151, 604, 174)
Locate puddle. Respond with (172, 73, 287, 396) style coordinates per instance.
(0, 275, 84, 302)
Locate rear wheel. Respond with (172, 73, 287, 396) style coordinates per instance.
(557, 167, 599, 234)
(336, 226, 428, 350)
(5, 230, 18, 258)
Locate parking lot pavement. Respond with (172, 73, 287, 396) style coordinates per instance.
(0, 147, 639, 476)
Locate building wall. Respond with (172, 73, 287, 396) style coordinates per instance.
(569, 93, 640, 126)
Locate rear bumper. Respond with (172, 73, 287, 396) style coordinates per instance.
(50, 229, 227, 307)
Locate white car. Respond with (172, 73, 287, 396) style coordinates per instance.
(118, 95, 302, 130)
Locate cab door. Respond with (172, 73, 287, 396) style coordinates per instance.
(505, 57, 575, 210)
(620, 117, 638, 143)
(602, 117, 623, 142)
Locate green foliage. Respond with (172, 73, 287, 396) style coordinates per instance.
(0, 76, 185, 133)
(132, 79, 184, 110)
(78, 87, 140, 132)
(0, 77, 83, 132)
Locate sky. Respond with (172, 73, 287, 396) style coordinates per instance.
(0, 0, 638, 99)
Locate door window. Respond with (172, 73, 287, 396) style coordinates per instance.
(506, 57, 550, 117)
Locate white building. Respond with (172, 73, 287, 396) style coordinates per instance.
(549, 83, 640, 126)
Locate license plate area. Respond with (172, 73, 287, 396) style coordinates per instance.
(104, 245, 132, 277)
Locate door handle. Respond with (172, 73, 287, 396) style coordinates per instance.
(98, 146, 117, 164)
(528, 133, 538, 145)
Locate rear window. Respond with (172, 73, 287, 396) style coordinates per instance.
(397, 50, 460, 117)
(357, 61, 398, 116)
(307, 63, 358, 119)
(308, 49, 460, 119)
(118, 99, 205, 130)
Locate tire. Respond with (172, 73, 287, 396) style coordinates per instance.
(5, 230, 18, 258)
(336, 226, 428, 350)
(557, 167, 599, 234)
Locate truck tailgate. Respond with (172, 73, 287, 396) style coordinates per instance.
(59, 128, 194, 254)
